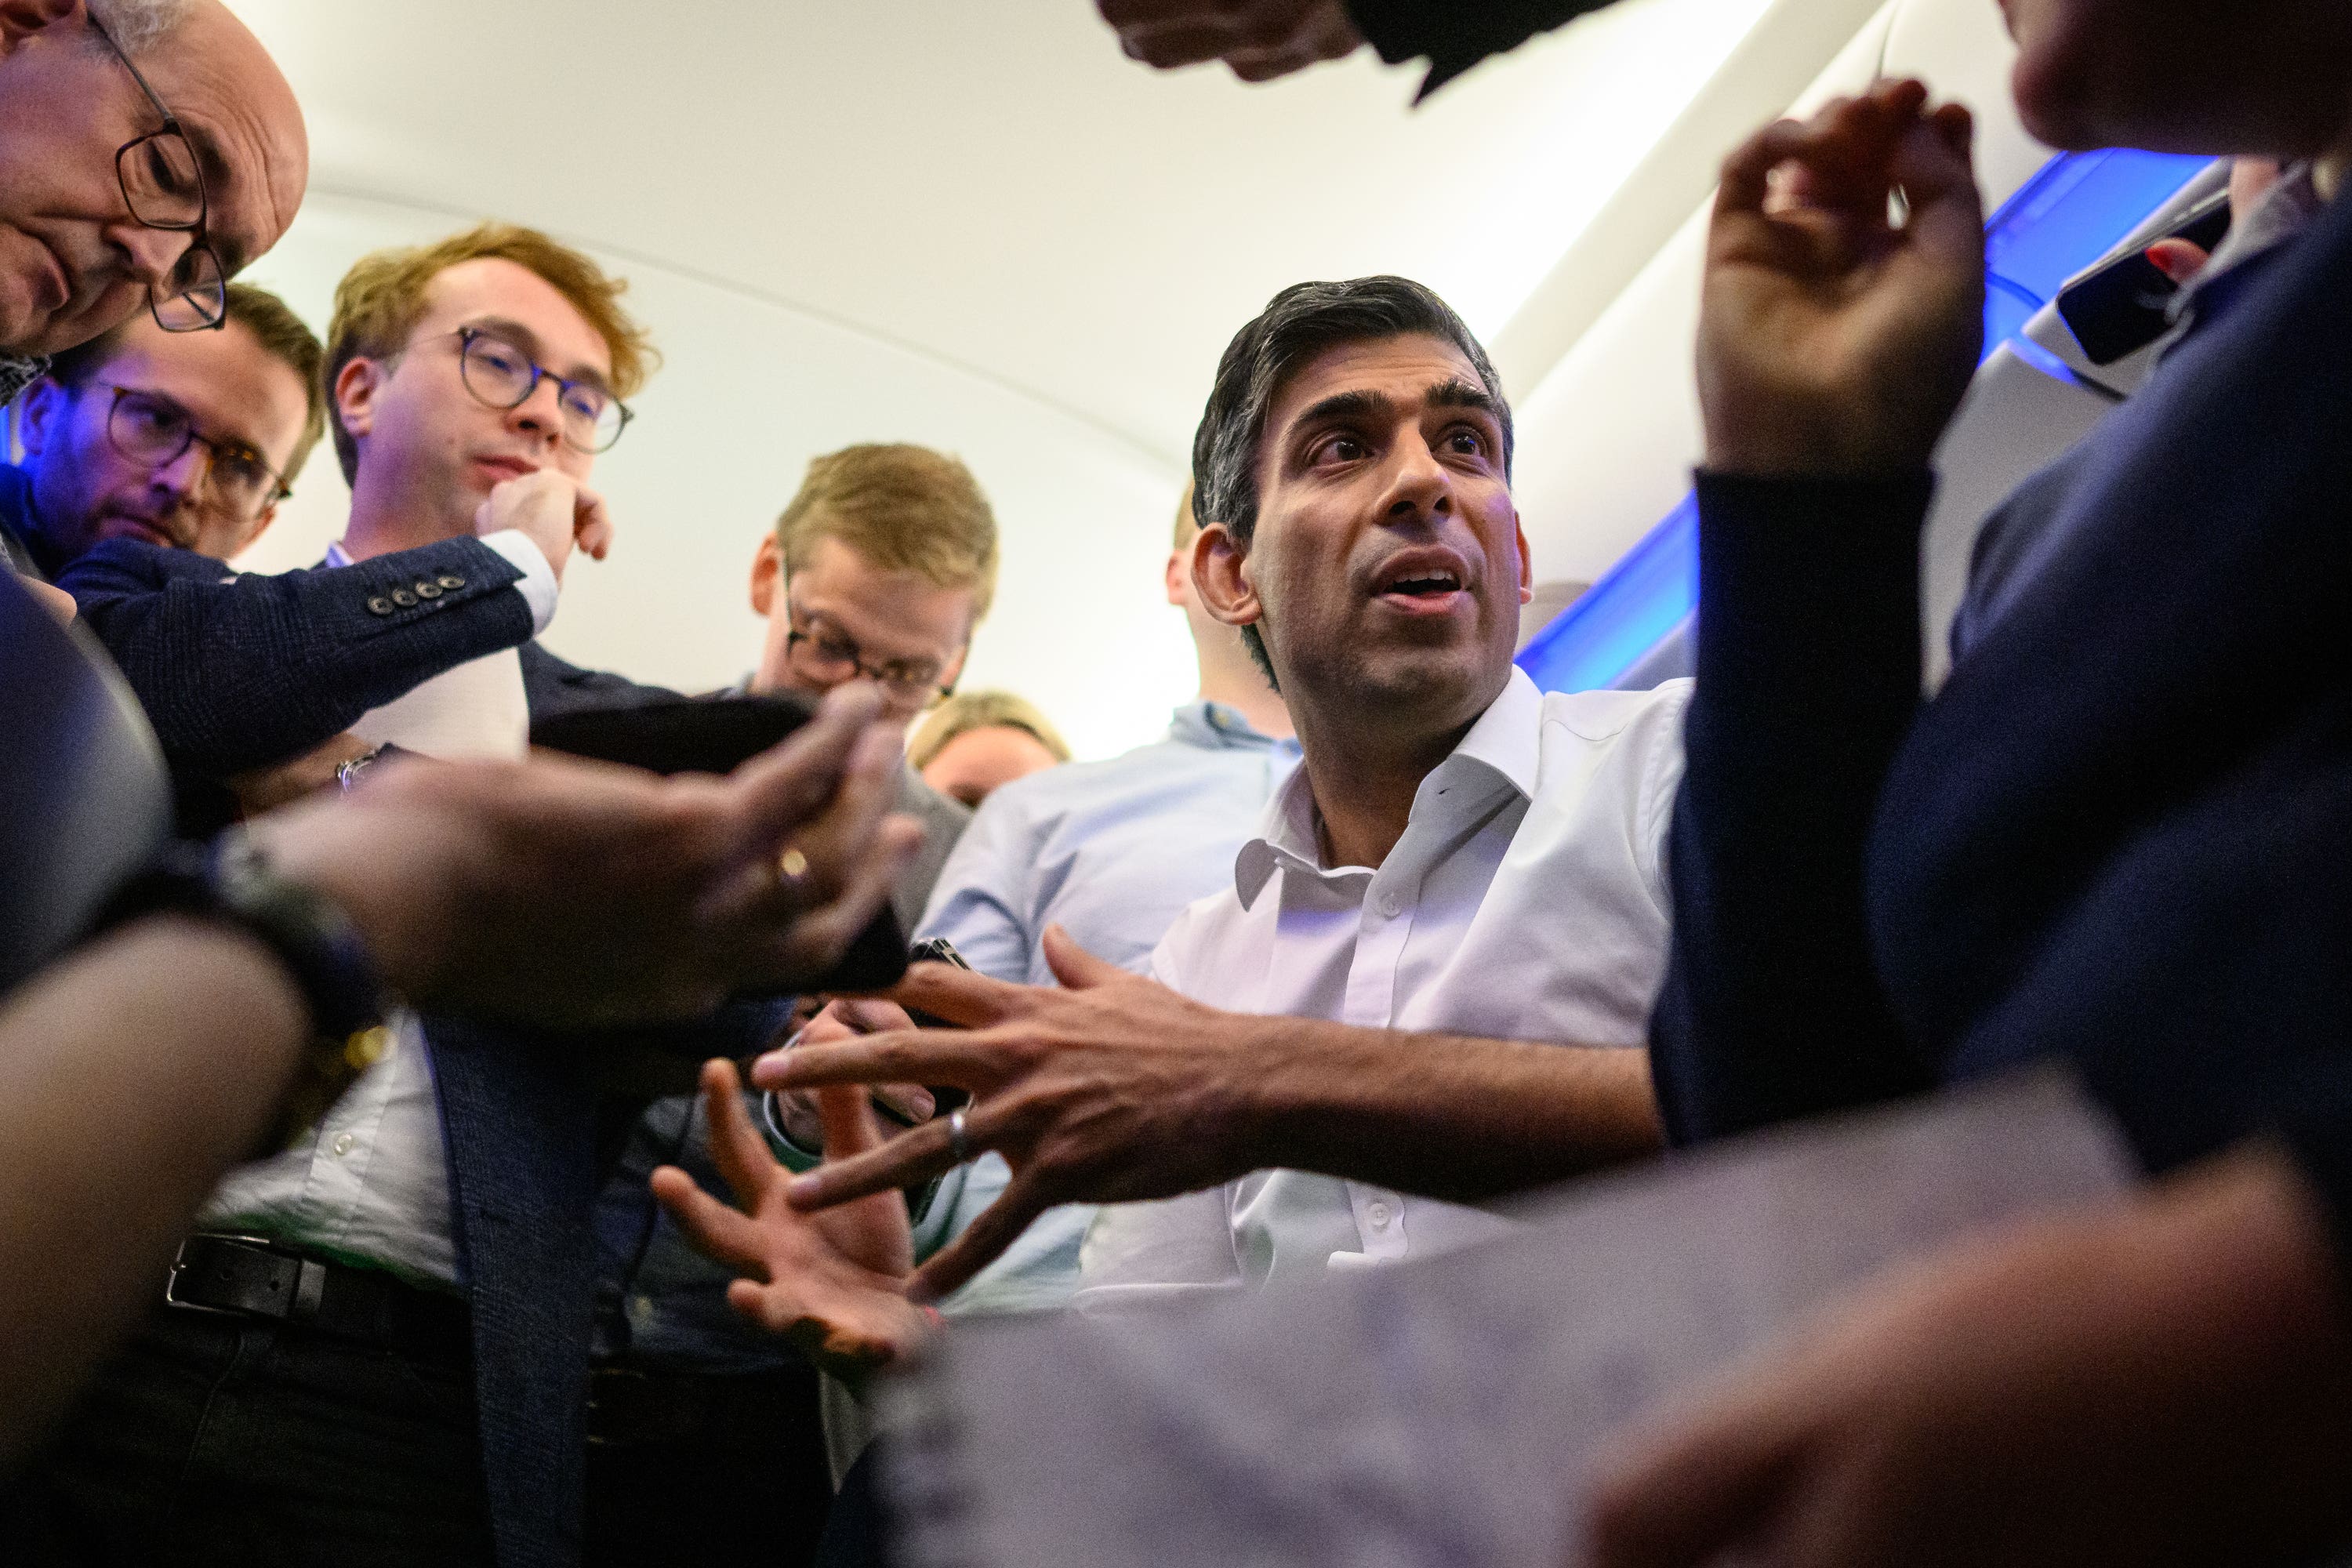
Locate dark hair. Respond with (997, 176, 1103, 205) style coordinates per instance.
(47, 283, 329, 487)
(1188, 275, 1513, 681)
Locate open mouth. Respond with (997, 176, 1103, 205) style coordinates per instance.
(1371, 557, 1470, 615)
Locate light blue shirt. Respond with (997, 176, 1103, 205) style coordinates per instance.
(913, 699, 1301, 1316)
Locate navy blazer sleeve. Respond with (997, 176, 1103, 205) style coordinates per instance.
(1648, 470, 1941, 1145)
(1348, 0, 1619, 94)
(60, 535, 534, 776)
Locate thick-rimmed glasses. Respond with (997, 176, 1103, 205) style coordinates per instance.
(89, 16, 227, 332)
(103, 385, 291, 518)
(783, 597, 956, 708)
(445, 326, 632, 453)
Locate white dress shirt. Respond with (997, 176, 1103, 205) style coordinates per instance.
(197, 530, 558, 1291)
(1076, 669, 1692, 1307)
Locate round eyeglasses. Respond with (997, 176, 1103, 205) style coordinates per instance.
(103, 386, 290, 519)
(90, 16, 228, 332)
(451, 327, 633, 454)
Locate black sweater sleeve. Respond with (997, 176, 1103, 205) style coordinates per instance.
(1649, 470, 1941, 1145)
(1347, 0, 1621, 95)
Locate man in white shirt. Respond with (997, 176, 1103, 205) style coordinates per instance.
(664, 274, 1686, 1347)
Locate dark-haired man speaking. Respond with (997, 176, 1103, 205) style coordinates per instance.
(666, 275, 1690, 1333)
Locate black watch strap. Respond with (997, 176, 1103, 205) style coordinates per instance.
(103, 832, 389, 1055)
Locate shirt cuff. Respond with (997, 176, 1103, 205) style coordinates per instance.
(477, 530, 558, 635)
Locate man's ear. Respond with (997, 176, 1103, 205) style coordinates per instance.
(749, 535, 781, 616)
(15, 377, 65, 458)
(0, 0, 83, 53)
(1515, 512, 1534, 605)
(1163, 547, 1190, 609)
(332, 357, 383, 458)
(1192, 522, 1260, 630)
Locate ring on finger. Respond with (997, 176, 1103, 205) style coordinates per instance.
(947, 1106, 970, 1164)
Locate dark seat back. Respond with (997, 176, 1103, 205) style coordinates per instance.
(0, 570, 170, 994)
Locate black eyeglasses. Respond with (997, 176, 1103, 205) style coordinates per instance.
(102, 385, 292, 518)
(89, 16, 227, 332)
(443, 327, 633, 453)
(783, 597, 956, 706)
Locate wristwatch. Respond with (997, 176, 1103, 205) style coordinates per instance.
(103, 832, 393, 1149)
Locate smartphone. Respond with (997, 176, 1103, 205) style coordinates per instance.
(2056, 188, 2232, 365)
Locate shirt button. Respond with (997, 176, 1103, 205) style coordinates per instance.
(390, 588, 417, 608)
(366, 596, 394, 616)
(415, 580, 443, 600)
(437, 574, 466, 590)
(1367, 1201, 1392, 1229)
(1377, 892, 1401, 918)
(330, 1132, 355, 1157)
(627, 1294, 655, 1324)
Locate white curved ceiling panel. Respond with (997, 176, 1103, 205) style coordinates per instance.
(215, 0, 1838, 754)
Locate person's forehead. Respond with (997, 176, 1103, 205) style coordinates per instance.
(413, 258, 612, 379)
(791, 535, 973, 653)
(92, 316, 303, 417)
(137, 14, 308, 278)
(1266, 332, 1483, 430)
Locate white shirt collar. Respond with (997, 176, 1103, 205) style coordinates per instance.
(1234, 667, 1544, 909)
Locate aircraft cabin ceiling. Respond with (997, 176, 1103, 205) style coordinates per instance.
(223, 0, 1944, 758)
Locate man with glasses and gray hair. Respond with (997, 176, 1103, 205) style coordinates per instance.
(0, 0, 303, 384)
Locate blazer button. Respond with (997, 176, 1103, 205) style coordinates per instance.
(390, 588, 417, 608)
(416, 580, 443, 600)
(367, 596, 394, 616)
(437, 574, 466, 590)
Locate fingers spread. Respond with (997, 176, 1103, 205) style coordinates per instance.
(1040, 924, 1124, 990)
(787, 1114, 965, 1212)
(818, 1083, 887, 1160)
(757, 1027, 993, 1095)
(886, 960, 1020, 1026)
(699, 1058, 782, 1206)
(651, 1166, 773, 1280)
(909, 1174, 1054, 1304)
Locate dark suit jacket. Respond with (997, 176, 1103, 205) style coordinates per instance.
(53, 529, 742, 1568)
(1651, 189, 2352, 1254)
(59, 533, 536, 776)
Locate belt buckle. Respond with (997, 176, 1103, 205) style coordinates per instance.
(164, 1232, 323, 1320)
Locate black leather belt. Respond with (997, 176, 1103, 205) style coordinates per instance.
(165, 1232, 472, 1363)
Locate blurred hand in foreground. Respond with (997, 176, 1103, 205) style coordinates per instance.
(1098, 0, 1363, 82)
(253, 682, 922, 1028)
(1580, 1145, 2352, 1568)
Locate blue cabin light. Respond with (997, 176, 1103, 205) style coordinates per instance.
(1516, 147, 2213, 695)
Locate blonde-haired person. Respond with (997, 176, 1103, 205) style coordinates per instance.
(909, 689, 1070, 808)
(748, 441, 1002, 923)
(64, 221, 668, 800)
(27, 220, 698, 1568)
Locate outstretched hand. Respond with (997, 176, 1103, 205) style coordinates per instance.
(753, 925, 1270, 1301)
(651, 1058, 931, 1375)
(1699, 79, 1984, 478)
(253, 682, 923, 1028)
